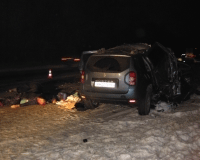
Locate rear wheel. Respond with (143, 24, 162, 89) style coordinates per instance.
(83, 99, 99, 109)
(138, 84, 152, 115)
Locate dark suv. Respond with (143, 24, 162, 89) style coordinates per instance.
(80, 42, 181, 115)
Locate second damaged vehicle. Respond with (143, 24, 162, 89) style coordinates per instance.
(80, 42, 182, 115)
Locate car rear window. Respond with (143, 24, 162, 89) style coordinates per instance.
(86, 55, 130, 72)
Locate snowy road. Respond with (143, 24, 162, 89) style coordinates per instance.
(1, 81, 200, 160)
(0, 64, 80, 93)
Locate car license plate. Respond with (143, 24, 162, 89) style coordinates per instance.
(95, 82, 115, 88)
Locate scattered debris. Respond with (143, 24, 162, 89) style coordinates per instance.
(9, 97, 45, 108)
(56, 91, 81, 110)
(11, 104, 20, 109)
(9, 88, 17, 93)
(20, 98, 29, 104)
(57, 101, 76, 110)
(74, 102, 86, 111)
(3, 96, 21, 107)
(37, 98, 46, 106)
(155, 101, 172, 112)
(52, 98, 57, 104)
(57, 92, 67, 101)
(66, 91, 80, 102)
(0, 101, 3, 107)
(20, 98, 38, 107)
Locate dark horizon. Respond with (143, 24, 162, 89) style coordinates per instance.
(1, 0, 199, 65)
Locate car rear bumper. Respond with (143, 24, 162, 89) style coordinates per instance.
(82, 96, 139, 106)
(80, 90, 140, 106)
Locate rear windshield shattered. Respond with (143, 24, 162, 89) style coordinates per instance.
(86, 55, 130, 72)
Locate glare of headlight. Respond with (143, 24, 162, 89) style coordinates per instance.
(177, 58, 182, 61)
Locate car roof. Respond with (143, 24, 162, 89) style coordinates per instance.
(82, 50, 98, 54)
(97, 43, 151, 56)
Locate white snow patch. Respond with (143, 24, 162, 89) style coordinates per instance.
(7, 91, 200, 160)
(191, 94, 200, 99)
(155, 101, 172, 112)
(118, 154, 132, 160)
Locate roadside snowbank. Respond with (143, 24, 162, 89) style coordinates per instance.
(15, 94, 200, 160)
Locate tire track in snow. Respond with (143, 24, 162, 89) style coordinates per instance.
(104, 108, 137, 121)
(88, 104, 138, 121)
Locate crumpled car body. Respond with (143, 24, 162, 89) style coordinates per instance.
(144, 42, 181, 103)
(80, 42, 188, 115)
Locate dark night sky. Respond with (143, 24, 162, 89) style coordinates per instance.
(1, 0, 199, 64)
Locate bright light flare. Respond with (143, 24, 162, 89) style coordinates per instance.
(177, 58, 182, 61)
(74, 58, 80, 62)
(61, 57, 73, 61)
(129, 99, 136, 103)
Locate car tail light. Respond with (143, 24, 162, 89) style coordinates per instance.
(81, 70, 85, 83)
(129, 99, 136, 103)
(129, 71, 136, 85)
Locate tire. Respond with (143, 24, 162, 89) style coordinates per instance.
(83, 99, 99, 109)
(138, 84, 152, 115)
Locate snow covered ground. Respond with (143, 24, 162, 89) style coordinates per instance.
(5, 92, 198, 160)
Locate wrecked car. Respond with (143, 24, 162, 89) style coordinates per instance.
(80, 42, 183, 115)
